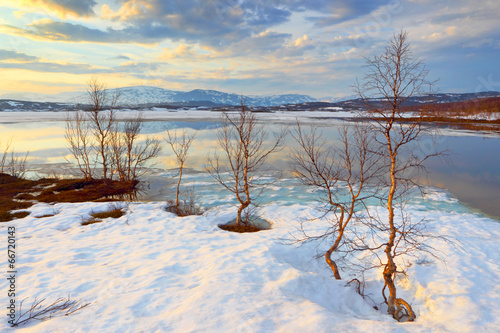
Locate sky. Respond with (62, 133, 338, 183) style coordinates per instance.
(0, 0, 499, 99)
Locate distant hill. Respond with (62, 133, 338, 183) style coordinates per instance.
(0, 86, 317, 107)
(286, 91, 500, 111)
(0, 87, 498, 111)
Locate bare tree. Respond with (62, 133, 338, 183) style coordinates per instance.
(290, 122, 382, 280)
(164, 127, 197, 215)
(355, 30, 440, 321)
(66, 82, 161, 183)
(206, 98, 286, 226)
(110, 113, 162, 181)
(65, 111, 94, 181)
(0, 139, 29, 178)
(86, 77, 121, 180)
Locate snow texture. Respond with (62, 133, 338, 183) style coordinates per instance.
(1, 187, 499, 332)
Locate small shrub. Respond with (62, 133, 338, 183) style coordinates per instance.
(11, 295, 90, 327)
(165, 188, 203, 217)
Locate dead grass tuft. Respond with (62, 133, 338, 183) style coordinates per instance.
(82, 206, 125, 226)
(218, 223, 266, 233)
(35, 214, 57, 218)
(91, 209, 125, 220)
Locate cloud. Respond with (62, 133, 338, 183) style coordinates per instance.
(113, 61, 163, 74)
(1, 0, 396, 50)
(0, 49, 39, 62)
(0, 20, 158, 44)
(0, 48, 104, 74)
(108, 55, 132, 61)
(3, 0, 97, 18)
(305, 0, 391, 27)
(160, 44, 202, 61)
(0, 48, 165, 76)
(0, 60, 100, 73)
(227, 31, 292, 57)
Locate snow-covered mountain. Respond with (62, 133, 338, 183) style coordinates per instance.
(3, 86, 498, 110)
(112, 86, 179, 105)
(319, 95, 358, 103)
(0, 86, 318, 107)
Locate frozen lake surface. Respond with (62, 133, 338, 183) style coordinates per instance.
(1, 110, 499, 219)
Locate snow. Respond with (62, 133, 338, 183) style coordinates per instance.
(2, 182, 500, 332)
(6, 101, 22, 107)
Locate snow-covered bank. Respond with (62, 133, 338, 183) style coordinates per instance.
(2, 192, 499, 332)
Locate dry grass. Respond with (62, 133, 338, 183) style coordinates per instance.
(0, 173, 55, 222)
(82, 206, 125, 226)
(0, 173, 137, 222)
(165, 201, 203, 217)
(35, 179, 138, 203)
(0, 211, 30, 222)
(91, 208, 125, 220)
(35, 214, 57, 218)
(218, 223, 266, 233)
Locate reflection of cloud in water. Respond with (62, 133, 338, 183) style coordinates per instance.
(118, 121, 223, 135)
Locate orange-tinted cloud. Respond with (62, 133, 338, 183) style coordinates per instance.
(3, 0, 97, 18)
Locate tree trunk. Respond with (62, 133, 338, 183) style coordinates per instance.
(384, 135, 398, 318)
(325, 245, 342, 280)
(236, 202, 249, 226)
(175, 162, 183, 215)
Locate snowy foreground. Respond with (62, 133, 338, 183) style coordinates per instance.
(2, 187, 500, 332)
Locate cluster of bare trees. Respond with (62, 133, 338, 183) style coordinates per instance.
(66, 78, 204, 215)
(65, 78, 161, 182)
(63, 32, 444, 322)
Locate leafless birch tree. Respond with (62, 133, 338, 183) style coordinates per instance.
(290, 122, 382, 280)
(164, 127, 197, 215)
(110, 114, 162, 182)
(86, 77, 120, 181)
(206, 99, 286, 226)
(355, 30, 441, 321)
(65, 111, 94, 181)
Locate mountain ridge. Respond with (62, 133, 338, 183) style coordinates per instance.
(0, 87, 498, 111)
(0, 86, 319, 107)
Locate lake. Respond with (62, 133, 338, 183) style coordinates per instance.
(0, 111, 499, 220)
